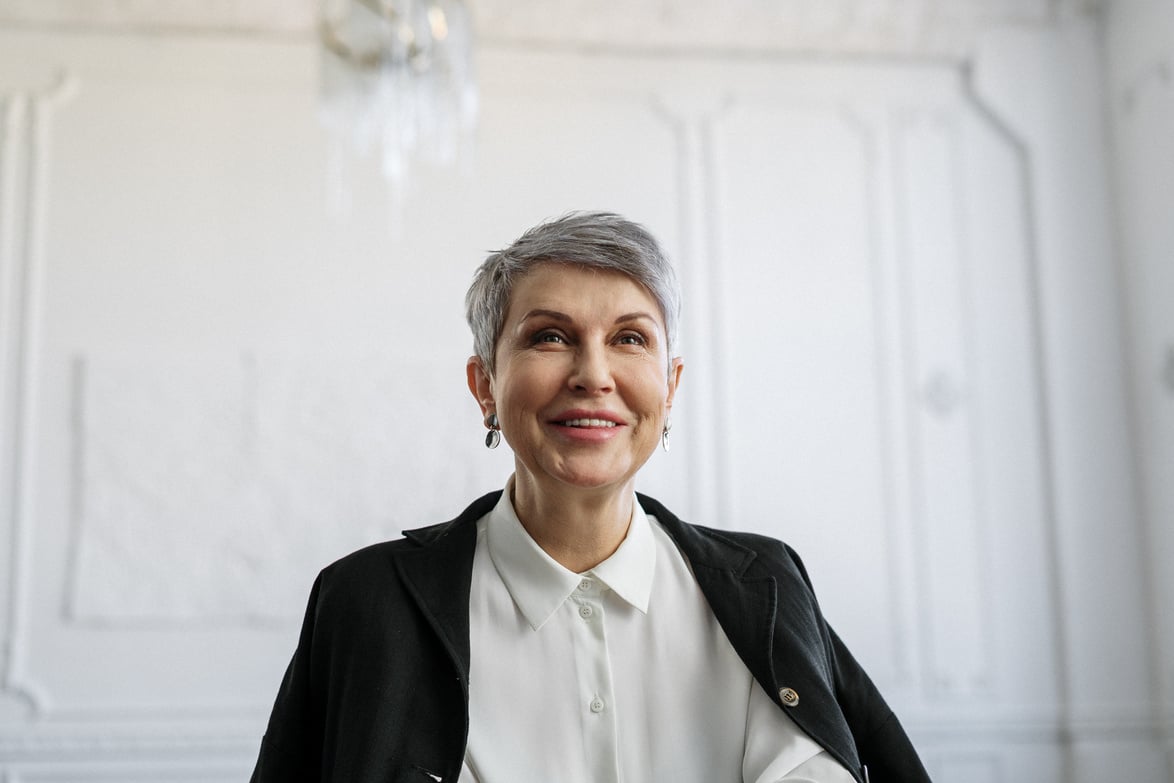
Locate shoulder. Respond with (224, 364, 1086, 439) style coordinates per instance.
(310, 491, 500, 610)
(324, 490, 499, 569)
(315, 538, 413, 592)
(636, 492, 814, 588)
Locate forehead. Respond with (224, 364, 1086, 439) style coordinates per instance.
(507, 263, 660, 316)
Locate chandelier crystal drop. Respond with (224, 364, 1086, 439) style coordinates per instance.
(318, 0, 476, 194)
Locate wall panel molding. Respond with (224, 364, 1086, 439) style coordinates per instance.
(1120, 56, 1172, 113)
(0, 72, 75, 719)
(3, 714, 1165, 782)
(971, 10, 1155, 703)
(647, 92, 735, 526)
(0, 0, 1089, 59)
(61, 352, 501, 627)
(8, 760, 252, 783)
(6, 712, 1156, 759)
(892, 106, 994, 699)
(707, 91, 920, 692)
(839, 104, 919, 688)
(970, 15, 1169, 781)
(1106, 9, 1174, 772)
(958, 52, 1074, 718)
(0, 731, 255, 761)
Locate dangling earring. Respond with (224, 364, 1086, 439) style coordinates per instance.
(485, 413, 501, 449)
(661, 418, 672, 452)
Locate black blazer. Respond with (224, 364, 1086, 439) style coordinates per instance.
(251, 491, 931, 783)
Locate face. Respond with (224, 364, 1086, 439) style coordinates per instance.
(468, 263, 683, 499)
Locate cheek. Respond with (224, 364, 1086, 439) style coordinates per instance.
(496, 373, 549, 420)
(633, 374, 672, 419)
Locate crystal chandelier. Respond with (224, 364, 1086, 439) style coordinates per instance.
(318, 0, 476, 194)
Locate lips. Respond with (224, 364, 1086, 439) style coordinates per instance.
(551, 410, 626, 428)
(560, 418, 618, 428)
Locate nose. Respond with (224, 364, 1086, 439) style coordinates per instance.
(568, 343, 614, 394)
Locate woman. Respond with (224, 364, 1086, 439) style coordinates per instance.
(251, 212, 931, 783)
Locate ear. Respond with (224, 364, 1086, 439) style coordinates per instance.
(466, 356, 496, 419)
(664, 357, 684, 413)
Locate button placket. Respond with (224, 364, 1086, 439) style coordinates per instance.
(566, 583, 616, 780)
(572, 577, 601, 623)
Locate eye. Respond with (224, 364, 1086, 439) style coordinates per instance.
(532, 330, 567, 345)
(616, 332, 647, 346)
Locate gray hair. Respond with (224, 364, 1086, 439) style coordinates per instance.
(465, 211, 681, 374)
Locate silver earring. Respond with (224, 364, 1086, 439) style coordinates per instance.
(661, 418, 672, 452)
(485, 413, 501, 449)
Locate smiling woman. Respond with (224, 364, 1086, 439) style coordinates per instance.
(467, 263, 683, 572)
(251, 212, 931, 783)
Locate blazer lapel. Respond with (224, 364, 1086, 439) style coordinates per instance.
(637, 494, 780, 693)
(394, 491, 501, 687)
(637, 493, 862, 777)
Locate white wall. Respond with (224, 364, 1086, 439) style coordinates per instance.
(1105, 1, 1174, 778)
(0, 4, 1169, 781)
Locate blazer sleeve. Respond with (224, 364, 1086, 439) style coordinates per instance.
(827, 625, 932, 782)
(785, 545, 933, 783)
(251, 572, 326, 783)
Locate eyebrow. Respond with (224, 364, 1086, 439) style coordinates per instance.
(614, 312, 659, 326)
(519, 309, 572, 323)
(518, 309, 659, 326)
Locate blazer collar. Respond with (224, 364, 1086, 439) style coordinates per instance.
(394, 490, 777, 689)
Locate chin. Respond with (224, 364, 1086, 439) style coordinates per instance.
(544, 459, 632, 491)
(552, 470, 621, 490)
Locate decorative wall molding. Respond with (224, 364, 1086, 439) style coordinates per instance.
(702, 90, 929, 693)
(1120, 55, 1173, 113)
(0, 72, 75, 719)
(0, 0, 1097, 59)
(1161, 345, 1174, 398)
(475, 0, 1063, 58)
(646, 93, 734, 527)
(0, 732, 255, 761)
(64, 351, 499, 626)
(9, 768, 250, 783)
(1104, 9, 1174, 763)
(0, 1, 317, 35)
(0, 711, 1164, 764)
(0, 93, 23, 654)
(839, 104, 919, 688)
(968, 18, 1167, 783)
(908, 710, 1166, 743)
(958, 42, 1074, 736)
(892, 106, 995, 699)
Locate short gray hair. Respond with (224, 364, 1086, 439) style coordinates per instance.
(465, 211, 681, 374)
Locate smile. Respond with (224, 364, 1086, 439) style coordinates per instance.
(559, 418, 619, 428)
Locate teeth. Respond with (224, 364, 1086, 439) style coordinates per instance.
(562, 418, 617, 428)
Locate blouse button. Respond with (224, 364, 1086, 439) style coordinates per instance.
(589, 697, 605, 713)
(578, 579, 593, 592)
(578, 604, 594, 619)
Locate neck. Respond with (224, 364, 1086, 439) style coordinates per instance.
(511, 474, 635, 573)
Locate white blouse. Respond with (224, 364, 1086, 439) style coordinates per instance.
(459, 484, 855, 783)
